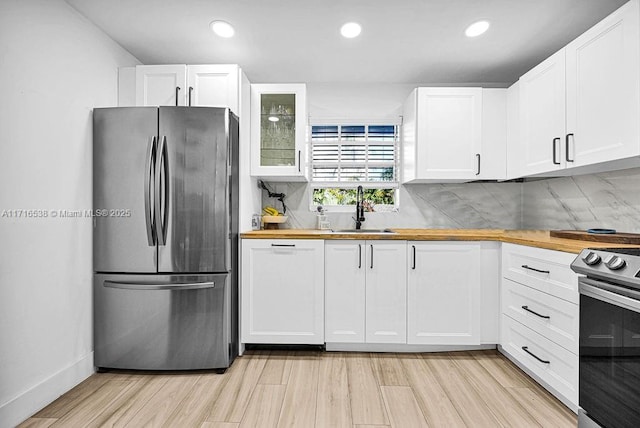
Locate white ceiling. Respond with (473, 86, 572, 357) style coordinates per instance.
(65, 0, 628, 87)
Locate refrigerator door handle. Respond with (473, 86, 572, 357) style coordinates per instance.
(104, 280, 215, 291)
(144, 136, 157, 246)
(155, 136, 169, 245)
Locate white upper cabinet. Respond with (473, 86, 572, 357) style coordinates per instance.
(515, 0, 640, 177)
(135, 65, 187, 106)
(125, 64, 243, 115)
(186, 65, 240, 112)
(250, 83, 308, 181)
(565, 0, 640, 168)
(519, 49, 567, 176)
(403, 87, 483, 183)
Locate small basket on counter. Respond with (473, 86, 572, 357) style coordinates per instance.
(262, 215, 288, 230)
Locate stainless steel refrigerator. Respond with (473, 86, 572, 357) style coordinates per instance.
(92, 106, 239, 371)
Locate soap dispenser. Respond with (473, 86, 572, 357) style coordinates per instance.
(316, 206, 330, 230)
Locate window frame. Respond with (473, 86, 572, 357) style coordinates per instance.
(308, 120, 401, 213)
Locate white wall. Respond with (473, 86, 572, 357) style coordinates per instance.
(0, 1, 140, 426)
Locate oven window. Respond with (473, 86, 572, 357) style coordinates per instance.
(580, 294, 640, 427)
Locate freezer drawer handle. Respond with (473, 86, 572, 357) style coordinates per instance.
(521, 305, 550, 319)
(521, 264, 550, 274)
(104, 280, 215, 291)
(521, 346, 550, 364)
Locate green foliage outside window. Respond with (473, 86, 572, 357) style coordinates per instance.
(313, 188, 395, 212)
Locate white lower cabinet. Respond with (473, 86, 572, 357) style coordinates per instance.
(241, 239, 324, 344)
(324, 241, 366, 343)
(501, 315, 578, 406)
(325, 240, 407, 344)
(500, 243, 579, 410)
(407, 242, 481, 345)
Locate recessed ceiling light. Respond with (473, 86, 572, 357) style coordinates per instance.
(465, 20, 490, 38)
(210, 20, 235, 38)
(340, 22, 362, 39)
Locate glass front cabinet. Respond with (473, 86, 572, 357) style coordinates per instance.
(250, 84, 308, 180)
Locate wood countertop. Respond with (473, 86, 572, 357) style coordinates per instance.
(240, 229, 640, 254)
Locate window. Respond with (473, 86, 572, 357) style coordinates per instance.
(310, 123, 399, 212)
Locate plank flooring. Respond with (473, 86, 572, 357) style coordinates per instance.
(21, 350, 577, 428)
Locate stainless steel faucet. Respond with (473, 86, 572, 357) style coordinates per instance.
(355, 185, 365, 229)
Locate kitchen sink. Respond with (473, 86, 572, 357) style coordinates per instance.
(331, 228, 396, 234)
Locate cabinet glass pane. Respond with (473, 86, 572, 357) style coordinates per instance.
(260, 94, 296, 166)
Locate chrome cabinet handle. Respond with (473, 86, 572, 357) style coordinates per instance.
(104, 280, 214, 291)
(521, 264, 550, 274)
(155, 136, 169, 245)
(144, 136, 157, 246)
(522, 346, 550, 364)
(552, 138, 561, 165)
(475, 153, 481, 176)
(188, 86, 193, 106)
(175, 86, 181, 106)
(566, 133, 574, 162)
(412, 245, 416, 270)
(522, 305, 550, 319)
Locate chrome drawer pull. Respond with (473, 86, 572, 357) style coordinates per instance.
(522, 346, 550, 364)
(522, 305, 550, 319)
(521, 264, 550, 274)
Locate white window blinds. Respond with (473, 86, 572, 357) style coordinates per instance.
(310, 125, 399, 187)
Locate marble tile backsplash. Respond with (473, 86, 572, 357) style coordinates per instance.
(260, 167, 640, 232)
(261, 181, 523, 230)
(522, 167, 640, 233)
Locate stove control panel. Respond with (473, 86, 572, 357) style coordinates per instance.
(582, 252, 601, 266)
(605, 255, 627, 271)
(572, 248, 640, 290)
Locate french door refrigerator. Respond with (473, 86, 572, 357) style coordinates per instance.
(93, 106, 239, 371)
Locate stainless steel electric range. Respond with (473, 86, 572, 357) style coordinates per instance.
(572, 247, 640, 428)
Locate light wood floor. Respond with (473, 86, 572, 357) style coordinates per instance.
(19, 349, 577, 428)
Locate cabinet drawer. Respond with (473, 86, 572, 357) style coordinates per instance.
(502, 278, 578, 353)
(501, 315, 578, 407)
(502, 243, 578, 303)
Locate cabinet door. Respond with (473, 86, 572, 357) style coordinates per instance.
(566, 0, 640, 168)
(325, 241, 366, 343)
(135, 65, 187, 106)
(365, 241, 407, 343)
(479, 89, 507, 180)
(186, 65, 239, 113)
(519, 49, 566, 175)
(241, 239, 324, 344)
(250, 84, 308, 181)
(407, 242, 481, 345)
(415, 87, 482, 181)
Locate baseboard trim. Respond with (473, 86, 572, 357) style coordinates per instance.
(325, 343, 497, 353)
(0, 352, 94, 428)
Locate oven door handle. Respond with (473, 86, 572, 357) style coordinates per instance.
(580, 278, 640, 314)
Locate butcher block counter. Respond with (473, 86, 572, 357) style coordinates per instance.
(240, 229, 640, 254)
